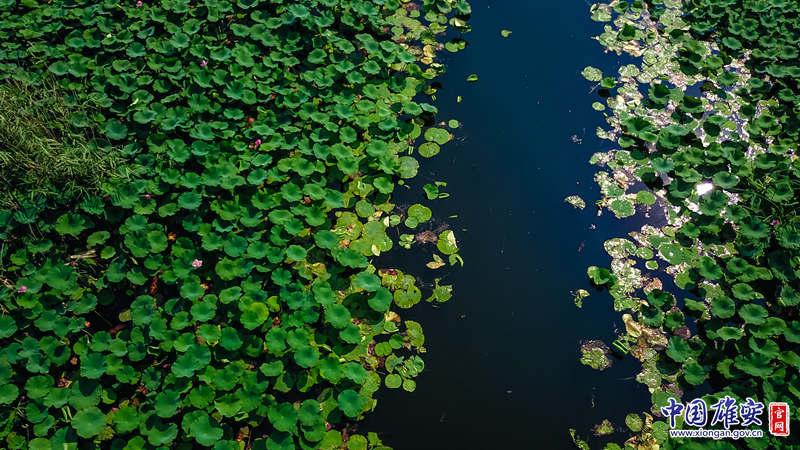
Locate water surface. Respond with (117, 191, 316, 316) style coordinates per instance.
(364, 1, 654, 448)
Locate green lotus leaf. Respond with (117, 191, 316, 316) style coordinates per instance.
(710, 296, 735, 319)
(776, 226, 800, 250)
(286, 245, 308, 261)
(197, 324, 220, 342)
(767, 180, 793, 202)
(268, 402, 298, 433)
(219, 286, 242, 304)
(219, 327, 243, 351)
(105, 120, 128, 140)
(466, 73, 479, 82)
(325, 304, 351, 329)
(294, 345, 320, 368)
(0, 384, 19, 404)
(343, 362, 368, 384)
(657, 243, 684, 265)
(712, 172, 739, 189)
(738, 304, 768, 324)
(600, 77, 617, 89)
(373, 176, 394, 194)
(80, 353, 106, 379)
(154, 390, 180, 418)
(339, 323, 362, 344)
(48, 60, 69, 75)
(779, 285, 800, 307)
(354, 271, 381, 291)
(418, 142, 440, 158)
(337, 389, 365, 418)
(385, 374, 402, 389)
(298, 399, 322, 427)
(715, 326, 743, 341)
(133, 109, 158, 124)
(72, 407, 106, 438)
(424, 127, 451, 145)
(178, 191, 202, 209)
(436, 230, 458, 255)
(340, 126, 358, 143)
(587, 266, 613, 285)
(142, 415, 178, 446)
(618, 23, 637, 40)
(403, 321, 424, 348)
(20, 374, 53, 399)
(734, 352, 773, 377)
(646, 290, 675, 310)
(640, 305, 663, 327)
(55, 213, 88, 236)
(665, 336, 691, 363)
(635, 190, 656, 205)
(740, 217, 769, 240)
(320, 357, 343, 383)
(406, 204, 432, 228)
(366, 140, 388, 157)
(86, 231, 110, 247)
(625, 414, 643, 432)
(682, 359, 707, 385)
(260, 360, 283, 377)
(664, 309, 684, 330)
(180, 281, 205, 301)
(368, 288, 393, 312)
(785, 322, 800, 343)
(240, 302, 269, 330)
(215, 258, 241, 281)
(0, 315, 17, 339)
(731, 282, 762, 300)
(698, 256, 723, 280)
(608, 199, 635, 218)
(185, 412, 223, 446)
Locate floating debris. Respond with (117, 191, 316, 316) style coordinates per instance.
(593, 419, 614, 436)
(572, 289, 590, 308)
(580, 340, 612, 370)
(426, 254, 445, 269)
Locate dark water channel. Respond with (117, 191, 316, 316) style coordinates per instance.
(363, 1, 655, 448)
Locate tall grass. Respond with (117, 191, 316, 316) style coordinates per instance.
(0, 79, 124, 209)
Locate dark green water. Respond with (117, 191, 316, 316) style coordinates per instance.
(364, 1, 654, 448)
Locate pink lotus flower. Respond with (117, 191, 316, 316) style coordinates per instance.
(771, 219, 780, 226)
(145, 194, 151, 199)
(17, 286, 26, 293)
(135, 0, 142, 5)
(191, 259, 203, 268)
(357, 94, 362, 99)
(254, 139, 262, 147)
(200, 59, 207, 67)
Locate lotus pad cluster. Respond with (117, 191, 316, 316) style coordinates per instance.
(577, 0, 800, 448)
(0, 0, 469, 448)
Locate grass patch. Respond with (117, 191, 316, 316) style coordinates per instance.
(0, 79, 123, 208)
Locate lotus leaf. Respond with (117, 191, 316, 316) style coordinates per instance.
(72, 407, 106, 438)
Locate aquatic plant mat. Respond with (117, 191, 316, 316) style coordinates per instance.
(573, 0, 800, 448)
(0, 0, 469, 448)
